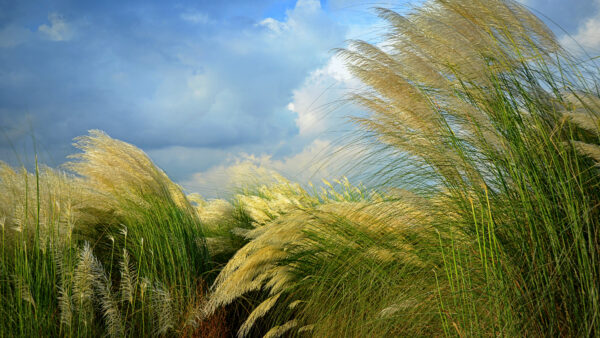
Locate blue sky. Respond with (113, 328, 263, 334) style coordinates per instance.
(1, 0, 599, 197)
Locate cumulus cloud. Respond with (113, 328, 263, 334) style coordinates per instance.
(113, 0, 346, 152)
(38, 13, 73, 41)
(517, 0, 600, 49)
(560, 7, 600, 53)
(288, 55, 360, 136)
(181, 138, 359, 197)
(257, 17, 287, 33)
(1, 0, 379, 195)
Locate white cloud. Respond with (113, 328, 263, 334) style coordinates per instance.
(560, 14, 600, 53)
(1, 0, 377, 192)
(38, 13, 73, 41)
(181, 138, 360, 197)
(288, 55, 360, 136)
(552, 0, 600, 54)
(257, 17, 287, 34)
(254, 0, 338, 44)
(126, 0, 346, 148)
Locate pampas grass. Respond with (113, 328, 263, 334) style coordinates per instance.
(340, 0, 600, 335)
(2, 0, 600, 336)
(1, 131, 213, 336)
(201, 0, 600, 336)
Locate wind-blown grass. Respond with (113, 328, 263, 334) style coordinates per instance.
(2, 0, 600, 336)
(341, 0, 600, 335)
(202, 0, 600, 336)
(0, 131, 215, 336)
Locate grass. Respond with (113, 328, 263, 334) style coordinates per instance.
(2, 0, 600, 336)
(0, 132, 216, 336)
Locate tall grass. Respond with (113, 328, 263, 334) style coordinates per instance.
(2, 0, 600, 336)
(342, 0, 600, 335)
(202, 0, 600, 336)
(0, 131, 217, 336)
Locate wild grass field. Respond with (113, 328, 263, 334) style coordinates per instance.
(2, 0, 600, 336)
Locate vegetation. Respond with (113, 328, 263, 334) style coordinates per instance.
(2, 0, 600, 336)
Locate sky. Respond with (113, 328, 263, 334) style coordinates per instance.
(1, 0, 600, 197)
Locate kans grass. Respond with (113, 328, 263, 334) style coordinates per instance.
(2, 0, 600, 336)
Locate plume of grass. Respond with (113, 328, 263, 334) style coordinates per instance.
(202, 0, 600, 336)
(189, 194, 244, 261)
(119, 248, 136, 306)
(263, 319, 297, 338)
(72, 242, 97, 334)
(0, 162, 91, 248)
(65, 130, 211, 334)
(339, 0, 600, 335)
(1, 130, 215, 336)
(66, 130, 189, 211)
(84, 243, 125, 337)
(203, 177, 440, 336)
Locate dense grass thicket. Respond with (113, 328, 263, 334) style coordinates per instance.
(2, 0, 600, 336)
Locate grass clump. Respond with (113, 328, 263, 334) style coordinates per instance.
(0, 131, 216, 336)
(340, 0, 600, 335)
